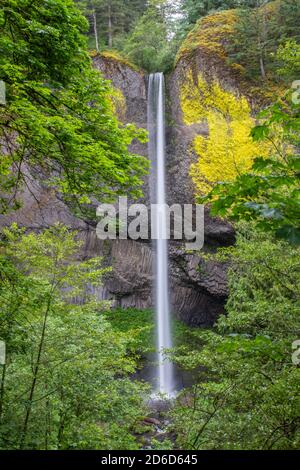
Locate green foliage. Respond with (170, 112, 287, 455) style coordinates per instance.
(277, 39, 300, 82)
(106, 308, 155, 357)
(182, 0, 256, 26)
(278, 0, 300, 40)
(0, 225, 148, 449)
(171, 226, 300, 450)
(106, 307, 198, 357)
(122, 3, 176, 72)
(0, 0, 148, 216)
(202, 91, 300, 245)
(177, 0, 257, 40)
(1, 0, 299, 453)
(76, 0, 148, 50)
(227, 0, 300, 81)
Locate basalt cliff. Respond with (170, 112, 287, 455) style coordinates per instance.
(0, 11, 268, 327)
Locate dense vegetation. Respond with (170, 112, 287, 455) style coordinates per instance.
(0, 0, 148, 216)
(0, 0, 149, 449)
(171, 106, 300, 447)
(0, 0, 299, 451)
(203, 92, 300, 244)
(171, 5, 300, 449)
(228, 0, 300, 80)
(76, 0, 300, 77)
(78, 0, 300, 80)
(0, 226, 148, 449)
(172, 225, 300, 449)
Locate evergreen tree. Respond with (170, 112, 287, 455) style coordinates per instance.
(123, 1, 175, 72)
(228, 1, 275, 80)
(76, 0, 148, 50)
(277, 0, 300, 41)
(228, 0, 300, 80)
(179, 0, 257, 34)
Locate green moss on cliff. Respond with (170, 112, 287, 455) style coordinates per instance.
(91, 49, 141, 73)
(176, 10, 237, 65)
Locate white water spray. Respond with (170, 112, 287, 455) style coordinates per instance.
(148, 73, 175, 396)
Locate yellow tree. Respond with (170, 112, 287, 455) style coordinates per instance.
(180, 72, 268, 194)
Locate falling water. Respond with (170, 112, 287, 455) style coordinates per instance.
(148, 73, 174, 396)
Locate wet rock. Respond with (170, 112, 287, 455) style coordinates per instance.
(143, 417, 162, 427)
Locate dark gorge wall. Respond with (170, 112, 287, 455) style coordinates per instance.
(0, 45, 237, 327)
(92, 52, 234, 326)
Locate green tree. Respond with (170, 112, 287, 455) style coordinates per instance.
(277, 0, 300, 41)
(178, 0, 257, 35)
(172, 226, 300, 450)
(0, 0, 148, 216)
(76, 0, 148, 50)
(75, 0, 103, 52)
(227, 0, 300, 80)
(123, 2, 175, 72)
(228, 1, 277, 80)
(277, 39, 300, 82)
(0, 224, 147, 449)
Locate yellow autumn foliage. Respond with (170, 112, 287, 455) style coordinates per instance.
(180, 74, 209, 125)
(191, 111, 263, 194)
(111, 87, 127, 122)
(180, 72, 268, 195)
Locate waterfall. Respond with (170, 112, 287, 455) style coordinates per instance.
(148, 73, 174, 396)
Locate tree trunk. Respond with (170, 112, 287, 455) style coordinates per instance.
(259, 0, 268, 80)
(0, 364, 6, 421)
(92, 9, 99, 53)
(19, 292, 53, 449)
(108, 3, 113, 48)
(57, 411, 65, 449)
(259, 54, 267, 80)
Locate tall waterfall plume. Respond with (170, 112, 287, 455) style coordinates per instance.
(148, 73, 175, 396)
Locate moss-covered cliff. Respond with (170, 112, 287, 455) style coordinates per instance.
(168, 9, 275, 201)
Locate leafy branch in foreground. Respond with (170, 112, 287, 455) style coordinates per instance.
(0, 0, 148, 216)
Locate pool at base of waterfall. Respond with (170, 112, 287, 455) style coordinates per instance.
(133, 351, 196, 396)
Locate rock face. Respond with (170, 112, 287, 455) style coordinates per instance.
(91, 51, 234, 327)
(93, 54, 147, 126)
(0, 44, 237, 327)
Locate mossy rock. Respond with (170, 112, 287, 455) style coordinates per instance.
(91, 49, 142, 73)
